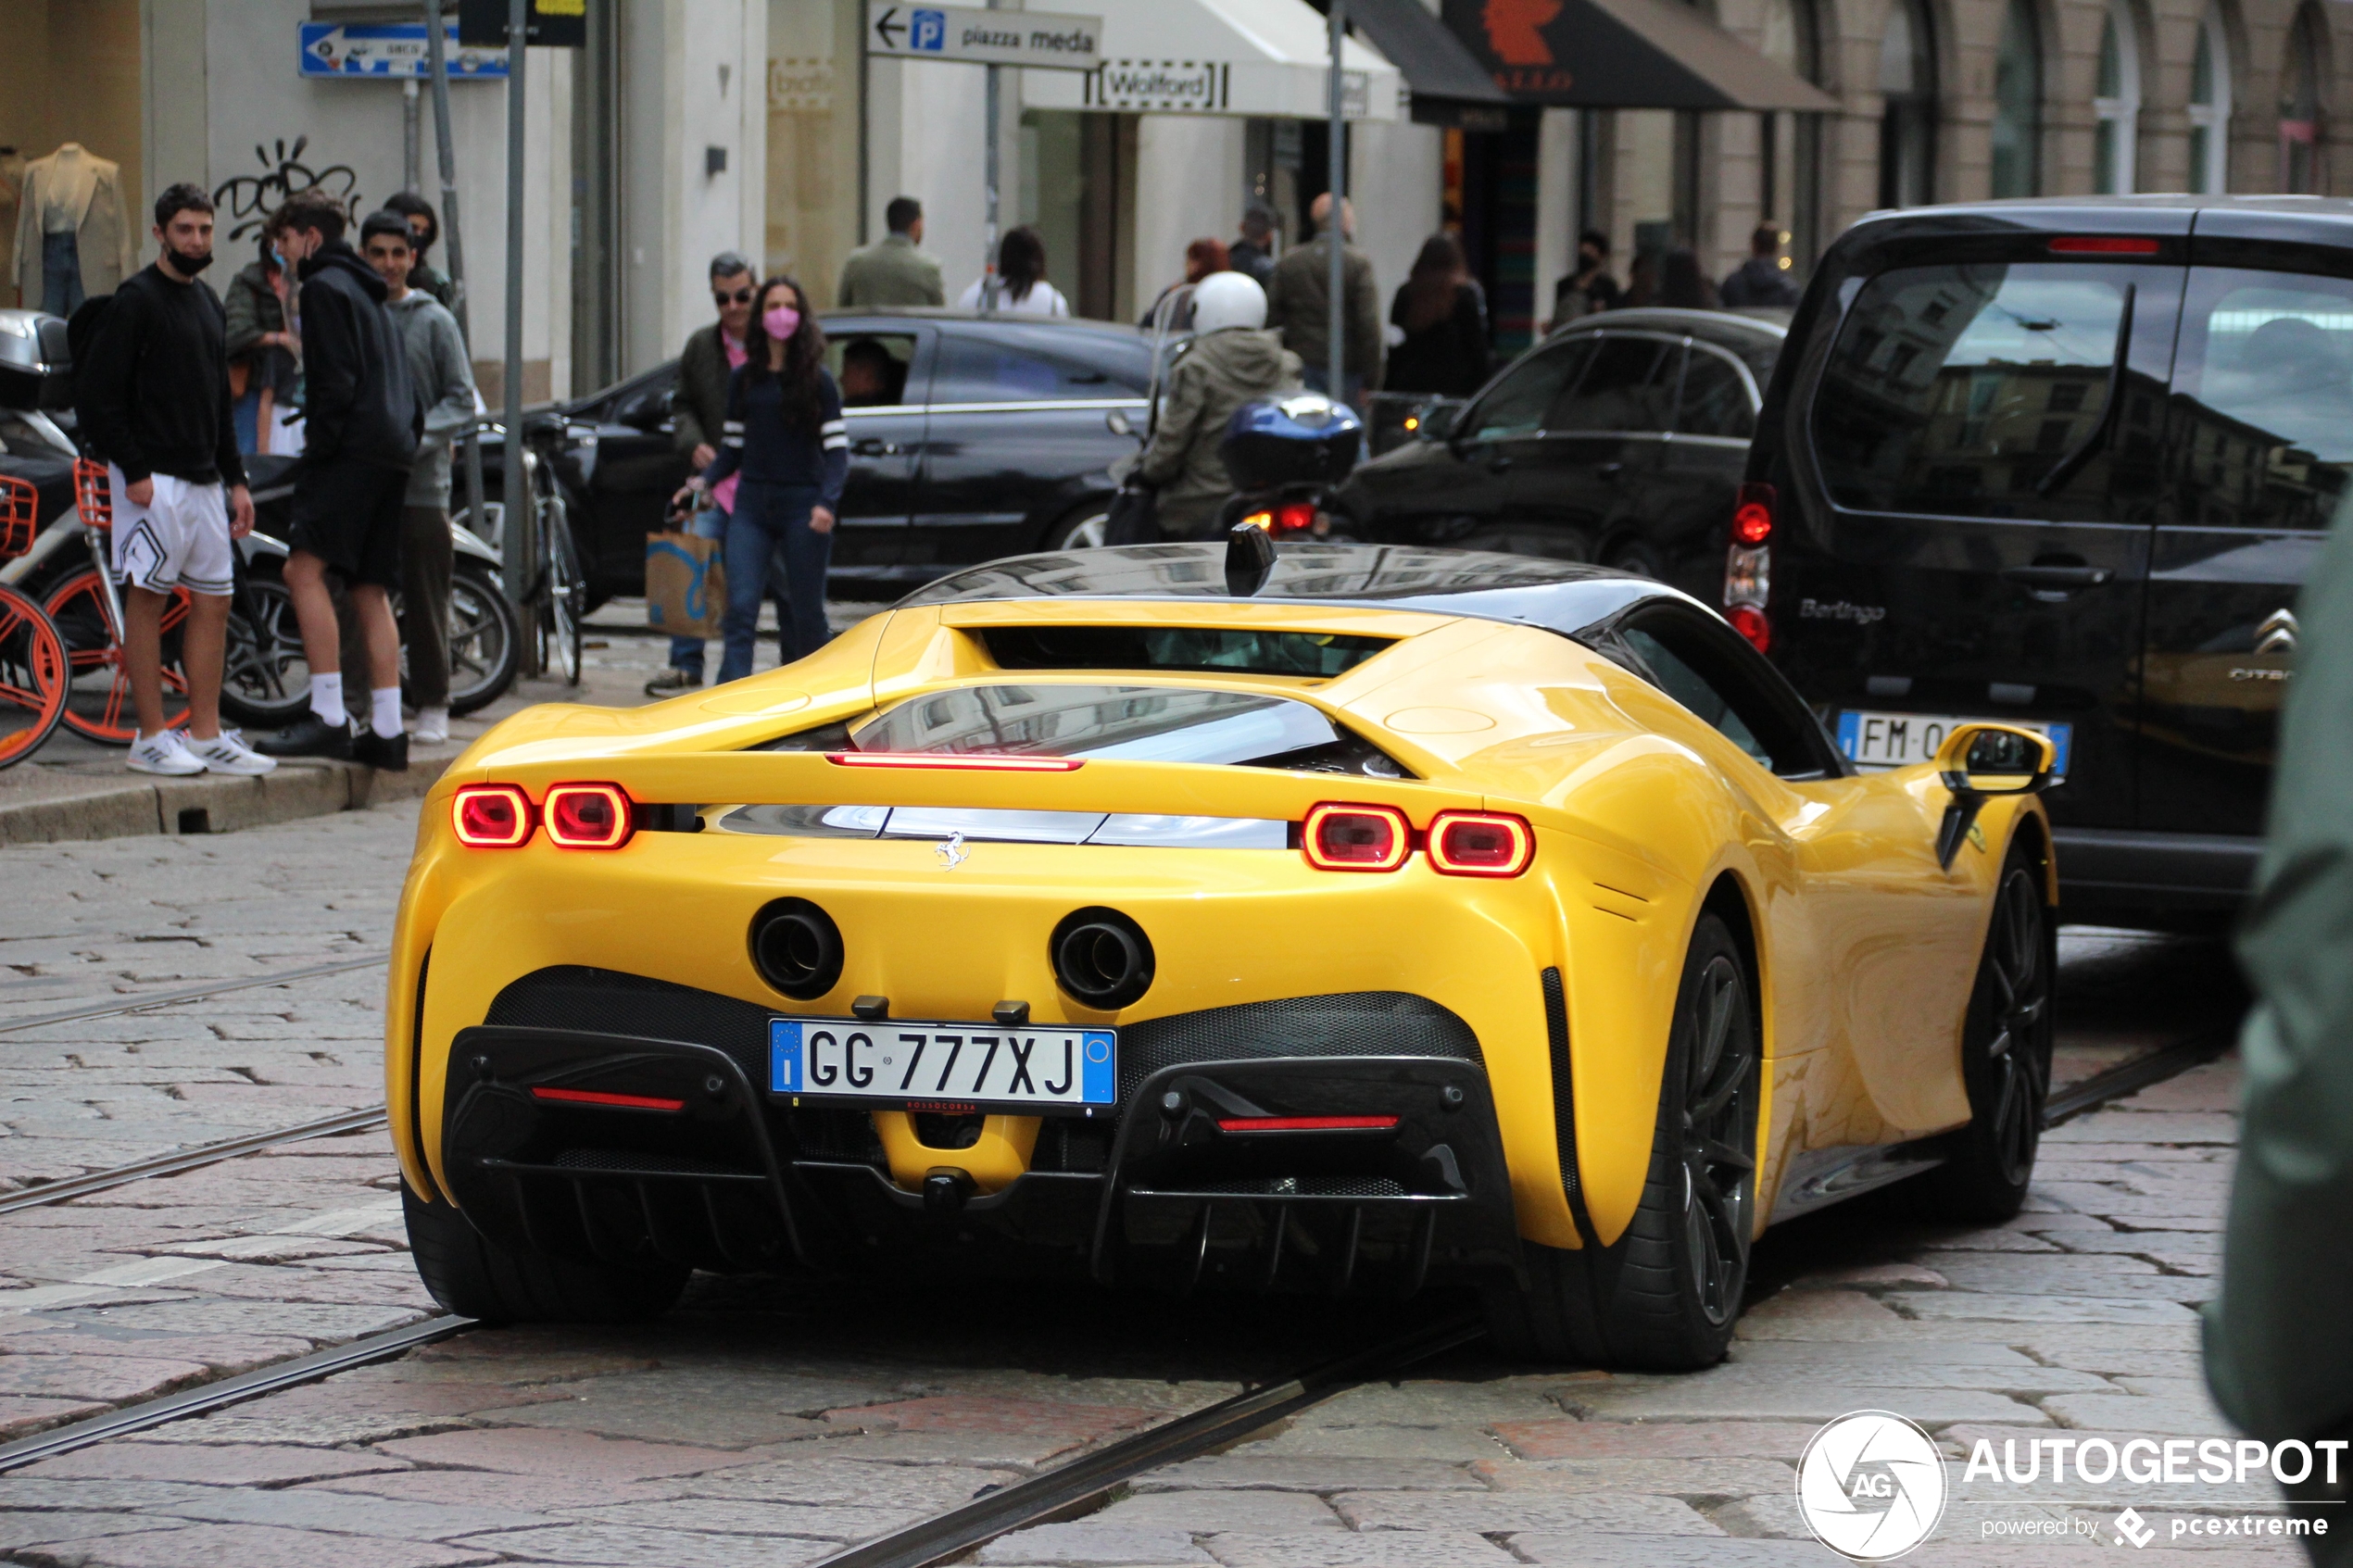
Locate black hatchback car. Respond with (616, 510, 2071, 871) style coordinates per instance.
(1336, 308, 1784, 604)
(498, 311, 1153, 603)
(1743, 195, 2351, 926)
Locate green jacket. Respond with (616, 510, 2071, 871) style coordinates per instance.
(673, 324, 736, 457)
(2206, 504, 2353, 1447)
(1137, 328, 1302, 540)
(1265, 236, 1383, 386)
(837, 233, 944, 308)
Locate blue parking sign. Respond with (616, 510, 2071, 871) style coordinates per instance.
(911, 8, 947, 49)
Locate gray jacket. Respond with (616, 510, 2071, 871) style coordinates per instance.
(385, 290, 476, 508)
(1138, 328, 1303, 539)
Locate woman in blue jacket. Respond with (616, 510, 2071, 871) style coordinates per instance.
(674, 276, 847, 679)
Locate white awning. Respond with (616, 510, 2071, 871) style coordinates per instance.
(1022, 0, 1403, 120)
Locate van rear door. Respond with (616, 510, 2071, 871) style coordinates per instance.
(1794, 232, 2185, 832)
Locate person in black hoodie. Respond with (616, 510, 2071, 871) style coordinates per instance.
(255, 191, 422, 767)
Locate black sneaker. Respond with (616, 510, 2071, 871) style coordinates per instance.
(352, 728, 409, 772)
(643, 667, 704, 697)
(254, 714, 355, 759)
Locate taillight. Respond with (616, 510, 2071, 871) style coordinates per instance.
(1272, 501, 1317, 534)
(544, 784, 635, 849)
(1428, 811, 1534, 877)
(1302, 802, 1411, 872)
(1725, 481, 1773, 653)
(453, 784, 533, 847)
(828, 752, 1084, 772)
(2050, 235, 2159, 254)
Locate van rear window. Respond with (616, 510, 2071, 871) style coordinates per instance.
(982, 625, 1391, 678)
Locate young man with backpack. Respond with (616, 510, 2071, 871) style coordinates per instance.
(253, 190, 422, 768)
(71, 182, 276, 777)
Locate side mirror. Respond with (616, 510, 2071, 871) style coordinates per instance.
(1104, 408, 1135, 438)
(1932, 724, 2056, 868)
(1415, 400, 1462, 442)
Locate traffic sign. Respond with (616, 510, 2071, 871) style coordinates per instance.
(297, 21, 508, 79)
(865, 4, 1101, 71)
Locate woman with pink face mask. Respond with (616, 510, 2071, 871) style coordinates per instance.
(674, 276, 848, 679)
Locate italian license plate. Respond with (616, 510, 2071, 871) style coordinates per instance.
(1836, 710, 2072, 774)
(768, 1018, 1116, 1111)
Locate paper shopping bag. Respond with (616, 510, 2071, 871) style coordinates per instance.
(645, 531, 726, 639)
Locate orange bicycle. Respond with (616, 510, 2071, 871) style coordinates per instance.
(43, 459, 192, 745)
(0, 473, 69, 768)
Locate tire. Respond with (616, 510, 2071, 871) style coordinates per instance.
(1487, 912, 1761, 1370)
(0, 585, 69, 769)
(538, 496, 585, 687)
(1461, 526, 1592, 563)
(220, 571, 312, 729)
(1912, 843, 2055, 1222)
(403, 1183, 688, 1324)
(447, 563, 521, 716)
(44, 569, 190, 745)
(1044, 504, 1113, 553)
(1605, 538, 1668, 580)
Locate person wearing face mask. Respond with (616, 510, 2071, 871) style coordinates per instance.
(671, 277, 847, 680)
(71, 182, 274, 777)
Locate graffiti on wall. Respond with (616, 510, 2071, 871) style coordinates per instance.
(212, 138, 362, 242)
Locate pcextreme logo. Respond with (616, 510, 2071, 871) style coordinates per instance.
(1798, 1411, 1949, 1561)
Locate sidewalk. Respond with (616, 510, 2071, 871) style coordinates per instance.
(0, 597, 889, 847)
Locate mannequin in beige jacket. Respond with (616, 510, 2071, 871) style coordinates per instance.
(13, 144, 139, 315)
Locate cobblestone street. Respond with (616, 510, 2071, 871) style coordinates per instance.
(0, 788, 2285, 1566)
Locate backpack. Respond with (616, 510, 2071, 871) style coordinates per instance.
(65, 292, 115, 413)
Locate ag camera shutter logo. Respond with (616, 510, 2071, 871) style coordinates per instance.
(1798, 1411, 1949, 1561)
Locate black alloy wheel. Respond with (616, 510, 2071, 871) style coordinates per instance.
(1679, 948, 1758, 1328)
(1916, 843, 2055, 1221)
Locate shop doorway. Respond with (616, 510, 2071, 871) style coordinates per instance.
(1020, 109, 1133, 322)
(1444, 108, 1541, 357)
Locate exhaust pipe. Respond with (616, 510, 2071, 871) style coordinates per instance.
(750, 898, 844, 1000)
(1050, 908, 1154, 1010)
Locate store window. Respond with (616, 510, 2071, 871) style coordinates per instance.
(2094, 0, 2142, 194)
(1758, 0, 1825, 272)
(1991, 0, 2043, 197)
(2281, 6, 2325, 194)
(2190, 10, 2233, 194)
(1878, 0, 1937, 208)
(765, 0, 865, 310)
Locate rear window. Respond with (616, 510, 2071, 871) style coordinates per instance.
(2170, 267, 2353, 531)
(983, 625, 1392, 677)
(849, 684, 1407, 775)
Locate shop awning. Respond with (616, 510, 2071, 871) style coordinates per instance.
(1022, 0, 1403, 120)
(1340, 0, 1513, 128)
(1440, 0, 1836, 111)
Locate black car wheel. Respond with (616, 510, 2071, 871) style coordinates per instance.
(404, 1184, 686, 1323)
(1045, 503, 1114, 552)
(1915, 841, 2055, 1222)
(1487, 910, 1760, 1370)
(1461, 526, 1592, 562)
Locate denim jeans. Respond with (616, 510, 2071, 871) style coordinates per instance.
(666, 505, 729, 672)
(717, 482, 832, 684)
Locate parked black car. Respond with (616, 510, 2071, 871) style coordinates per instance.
(1335, 308, 1784, 604)
(479, 310, 1154, 605)
(1742, 195, 2353, 927)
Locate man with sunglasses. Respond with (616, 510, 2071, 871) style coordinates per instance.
(648, 253, 759, 695)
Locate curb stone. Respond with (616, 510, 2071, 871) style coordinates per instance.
(0, 757, 449, 846)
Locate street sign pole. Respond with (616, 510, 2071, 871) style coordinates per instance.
(422, 0, 488, 552)
(503, 0, 536, 670)
(1327, 0, 1345, 410)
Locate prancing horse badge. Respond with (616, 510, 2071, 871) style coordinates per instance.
(937, 832, 968, 868)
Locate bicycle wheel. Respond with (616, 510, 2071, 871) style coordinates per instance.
(0, 584, 69, 769)
(538, 495, 585, 687)
(44, 569, 192, 745)
(220, 568, 311, 729)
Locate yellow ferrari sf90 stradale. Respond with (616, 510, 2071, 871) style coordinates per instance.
(387, 542, 2057, 1370)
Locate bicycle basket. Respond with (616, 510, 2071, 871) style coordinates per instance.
(72, 459, 112, 531)
(0, 474, 33, 560)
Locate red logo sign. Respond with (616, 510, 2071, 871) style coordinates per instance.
(1482, 0, 1563, 66)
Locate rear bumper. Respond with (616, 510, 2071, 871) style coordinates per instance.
(436, 972, 1525, 1297)
(2055, 826, 2260, 917)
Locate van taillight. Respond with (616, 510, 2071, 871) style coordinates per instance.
(1725, 483, 1773, 652)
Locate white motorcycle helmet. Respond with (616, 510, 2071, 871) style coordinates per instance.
(1190, 270, 1267, 334)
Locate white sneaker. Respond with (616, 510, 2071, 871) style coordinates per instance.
(414, 708, 450, 746)
(183, 730, 278, 776)
(127, 732, 205, 776)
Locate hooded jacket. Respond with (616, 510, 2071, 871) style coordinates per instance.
(385, 289, 478, 508)
(1137, 327, 1303, 539)
(296, 239, 421, 473)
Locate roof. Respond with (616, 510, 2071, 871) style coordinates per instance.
(896, 542, 1700, 640)
(1846, 194, 2353, 236)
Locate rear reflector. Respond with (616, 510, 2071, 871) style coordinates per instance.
(2050, 235, 2161, 254)
(827, 752, 1085, 772)
(530, 1085, 686, 1111)
(1428, 811, 1535, 876)
(1302, 802, 1411, 872)
(453, 784, 533, 847)
(544, 783, 635, 849)
(1216, 1115, 1401, 1133)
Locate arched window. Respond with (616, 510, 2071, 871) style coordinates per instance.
(1759, 0, 1824, 269)
(1878, 0, 1936, 207)
(2189, 9, 2231, 193)
(2281, 6, 2324, 193)
(2094, 0, 2141, 194)
(1992, 0, 2042, 196)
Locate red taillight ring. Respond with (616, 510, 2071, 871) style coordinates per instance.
(1302, 802, 1413, 872)
(452, 784, 533, 847)
(1428, 810, 1535, 877)
(545, 783, 635, 849)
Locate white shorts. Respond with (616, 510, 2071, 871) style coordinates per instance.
(109, 465, 233, 597)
